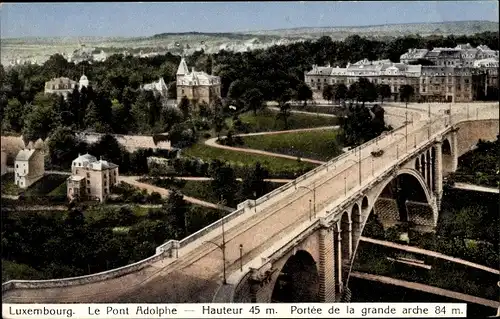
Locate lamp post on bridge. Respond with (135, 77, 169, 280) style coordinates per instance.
(205, 195, 228, 284)
(298, 182, 316, 219)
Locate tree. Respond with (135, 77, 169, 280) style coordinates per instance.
(322, 84, 334, 103)
(275, 88, 294, 129)
(377, 84, 392, 105)
(84, 101, 106, 132)
(210, 161, 237, 207)
(2, 98, 23, 132)
(211, 97, 226, 139)
(198, 101, 211, 118)
(163, 189, 188, 236)
(355, 78, 378, 107)
(399, 84, 415, 106)
(243, 88, 265, 115)
(333, 83, 348, 105)
(22, 104, 56, 142)
(89, 134, 126, 169)
(47, 126, 85, 168)
(296, 82, 313, 107)
(110, 99, 129, 134)
(178, 96, 191, 120)
(240, 162, 270, 200)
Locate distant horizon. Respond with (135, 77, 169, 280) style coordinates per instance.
(1, 2, 498, 38)
(2, 19, 499, 40)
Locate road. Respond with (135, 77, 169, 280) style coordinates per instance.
(452, 182, 499, 194)
(351, 272, 500, 309)
(3, 102, 498, 303)
(360, 236, 499, 275)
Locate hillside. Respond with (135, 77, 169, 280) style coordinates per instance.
(1, 20, 498, 66)
(245, 21, 499, 39)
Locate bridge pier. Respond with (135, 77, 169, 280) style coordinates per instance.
(450, 129, 459, 172)
(433, 142, 443, 210)
(318, 225, 336, 302)
(427, 150, 433, 193)
(334, 225, 343, 298)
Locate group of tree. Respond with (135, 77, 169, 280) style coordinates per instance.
(2, 31, 496, 141)
(1, 187, 224, 281)
(447, 136, 500, 188)
(209, 161, 271, 207)
(335, 78, 392, 147)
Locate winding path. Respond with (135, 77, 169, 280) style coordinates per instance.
(118, 176, 234, 212)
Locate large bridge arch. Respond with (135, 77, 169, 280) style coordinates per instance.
(345, 168, 435, 288)
(270, 250, 320, 302)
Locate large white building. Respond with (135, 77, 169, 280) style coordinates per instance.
(305, 59, 422, 101)
(305, 58, 487, 103)
(14, 143, 45, 189)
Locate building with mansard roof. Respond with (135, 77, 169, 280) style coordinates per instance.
(305, 57, 487, 103)
(400, 44, 499, 67)
(44, 77, 78, 100)
(176, 57, 221, 107)
(67, 153, 119, 203)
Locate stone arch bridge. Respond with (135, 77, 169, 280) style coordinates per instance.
(2, 103, 498, 303)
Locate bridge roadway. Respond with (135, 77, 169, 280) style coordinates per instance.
(3, 103, 498, 303)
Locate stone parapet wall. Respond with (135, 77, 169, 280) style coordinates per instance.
(2, 248, 173, 293)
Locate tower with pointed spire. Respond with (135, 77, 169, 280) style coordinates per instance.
(176, 56, 221, 108)
(79, 66, 90, 90)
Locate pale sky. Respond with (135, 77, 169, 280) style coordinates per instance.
(1, 2, 498, 38)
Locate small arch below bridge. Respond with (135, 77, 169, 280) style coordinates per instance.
(270, 250, 319, 303)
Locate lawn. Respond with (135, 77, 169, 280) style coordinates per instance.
(144, 179, 285, 204)
(241, 129, 344, 162)
(182, 143, 317, 177)
(228, 108, 339, 133)
(47, 181, 67, 196)
(22, 174, 68, 197)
